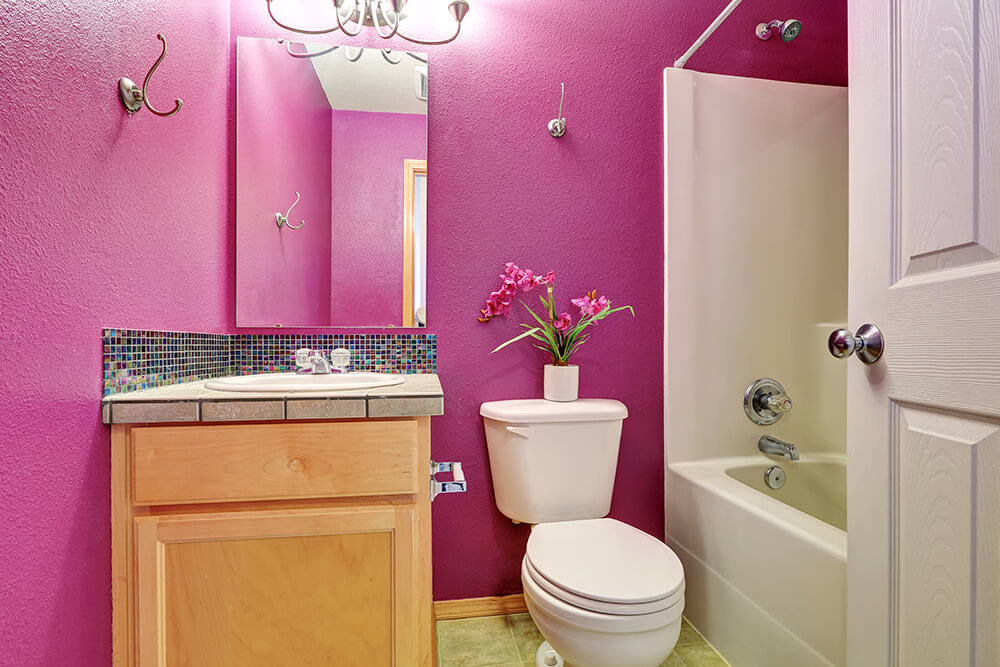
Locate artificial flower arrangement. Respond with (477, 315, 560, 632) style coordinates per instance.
(478, 262, 634, 366)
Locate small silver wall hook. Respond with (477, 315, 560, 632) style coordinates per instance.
(276, 192, 306, 229)
(118, 33, 184, 117)
(548, 82, 566, 138)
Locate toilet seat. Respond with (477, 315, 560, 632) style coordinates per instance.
(526, 518, 685, 614)
(524, 557, 684, 616)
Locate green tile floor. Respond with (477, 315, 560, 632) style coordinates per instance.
(436, 613, 729, 667)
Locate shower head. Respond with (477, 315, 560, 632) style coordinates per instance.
(756, 19, 802, 42)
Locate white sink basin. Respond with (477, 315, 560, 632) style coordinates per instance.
(205, 372, 406, 393)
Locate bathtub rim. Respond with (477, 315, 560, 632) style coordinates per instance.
(667, 453, 847, 562)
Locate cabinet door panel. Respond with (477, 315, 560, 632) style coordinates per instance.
(136, 506, 416, 667)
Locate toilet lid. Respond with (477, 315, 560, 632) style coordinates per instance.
(526, 518, 684, 605)
(524, 556, 684, 615)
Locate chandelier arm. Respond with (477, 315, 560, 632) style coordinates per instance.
(371, 0, 400, 39)
(266, 0, 342, 35)
(335, 0, 367, 37)
(394, 20, 462, 46)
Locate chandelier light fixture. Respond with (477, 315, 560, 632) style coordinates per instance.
(266, 0, 470, 46)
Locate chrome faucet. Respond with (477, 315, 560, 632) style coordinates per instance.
(294, 348, 332, 375)
(758, 435, 799, 461)
(294, 348, 351, 374)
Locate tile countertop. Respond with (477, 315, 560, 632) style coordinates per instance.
(102, 373, 443, 425)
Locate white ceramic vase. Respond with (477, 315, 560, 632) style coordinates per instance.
(543, 364, 579, 402)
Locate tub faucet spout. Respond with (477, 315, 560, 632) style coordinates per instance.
(759, 435, 799, 461)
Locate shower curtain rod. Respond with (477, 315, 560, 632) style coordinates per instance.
(674, 0, 745, 69)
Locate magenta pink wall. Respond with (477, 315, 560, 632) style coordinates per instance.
(0, 1, 230, 665)
(330, 110, 426, 325)
(0, 0, 845, 663)
(236, 37, 332, 326)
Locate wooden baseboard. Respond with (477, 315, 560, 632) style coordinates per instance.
(433, 594, 527, 620)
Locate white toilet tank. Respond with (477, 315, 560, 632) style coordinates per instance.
(480, 399, 628, 524)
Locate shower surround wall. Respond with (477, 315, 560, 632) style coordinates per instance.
(664, 69, 849, 465)
(0, 0, 845, 664)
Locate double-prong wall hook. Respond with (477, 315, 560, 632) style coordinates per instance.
(118, 33, 184, 118)
(548, 82, 567, 138)
(276, 192, 306, 229)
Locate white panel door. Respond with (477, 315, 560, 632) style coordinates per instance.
(848, 0, 1000, 665)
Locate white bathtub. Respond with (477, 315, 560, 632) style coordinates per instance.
(665, 454, 846, 667)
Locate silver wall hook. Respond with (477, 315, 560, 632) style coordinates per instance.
(276, 192, 306, 229)
(548, 82, 566, 138)
(118, 33, 184, 118)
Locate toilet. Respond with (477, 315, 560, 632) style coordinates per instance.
(481, 399, 685, 667)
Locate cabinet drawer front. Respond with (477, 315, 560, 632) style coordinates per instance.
(131, 421, 419, 505)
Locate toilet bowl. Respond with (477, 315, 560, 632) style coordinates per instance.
(480, 400, 686, 667)
(521, 518, 684, 667)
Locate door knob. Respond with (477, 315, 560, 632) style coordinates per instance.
(828, 324, 884, 364)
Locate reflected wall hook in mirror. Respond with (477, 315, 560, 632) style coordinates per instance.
(118, 33, 184, 118)
(548, 82, 566, 138)
(280, 39, 339, 59)
(276, 192, 306, 229)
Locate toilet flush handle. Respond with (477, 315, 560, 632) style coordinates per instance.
(506, 426, 531, 438)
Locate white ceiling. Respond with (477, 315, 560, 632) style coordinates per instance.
(302, 43, 429, 114)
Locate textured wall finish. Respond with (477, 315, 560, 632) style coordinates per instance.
(0, 0, 846, 664)
(330, 109, 426, 325)
(0, 1, 231, 665)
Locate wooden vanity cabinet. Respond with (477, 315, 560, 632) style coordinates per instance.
(111, 418, 433, 667)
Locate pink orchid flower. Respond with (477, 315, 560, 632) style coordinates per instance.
(571, 290, 610, 317)
(479, 262, 553, 321)
(554, 312, 573, 332)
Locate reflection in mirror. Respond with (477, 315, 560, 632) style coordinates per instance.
(236, 36, 428, 327)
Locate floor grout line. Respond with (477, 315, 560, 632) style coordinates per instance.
(505, 619, 520, 664)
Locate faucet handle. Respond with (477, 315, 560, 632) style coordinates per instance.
(765, 394, 793, 413)
(744, 378, 792, 425)
(294, 348, 314, 370)
(330, 348, 351, 373)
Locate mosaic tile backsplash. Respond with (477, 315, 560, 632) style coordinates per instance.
(103, 329, 230, 396)
(102, 329, 437, 396)
(231, 334, 437, 375)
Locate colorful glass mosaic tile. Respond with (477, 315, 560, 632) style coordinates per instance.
(102, 329, 437, 396)
(102, 329, 230, 396)
(230, 334, 437, 375)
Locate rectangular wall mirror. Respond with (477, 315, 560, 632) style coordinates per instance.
(236, 36, 428, 328)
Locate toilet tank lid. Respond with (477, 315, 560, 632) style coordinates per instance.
(480, 399, 627, 423)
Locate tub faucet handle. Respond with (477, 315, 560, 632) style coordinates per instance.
(766, 393, 792, 413)
(744, 378, 792, 425)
